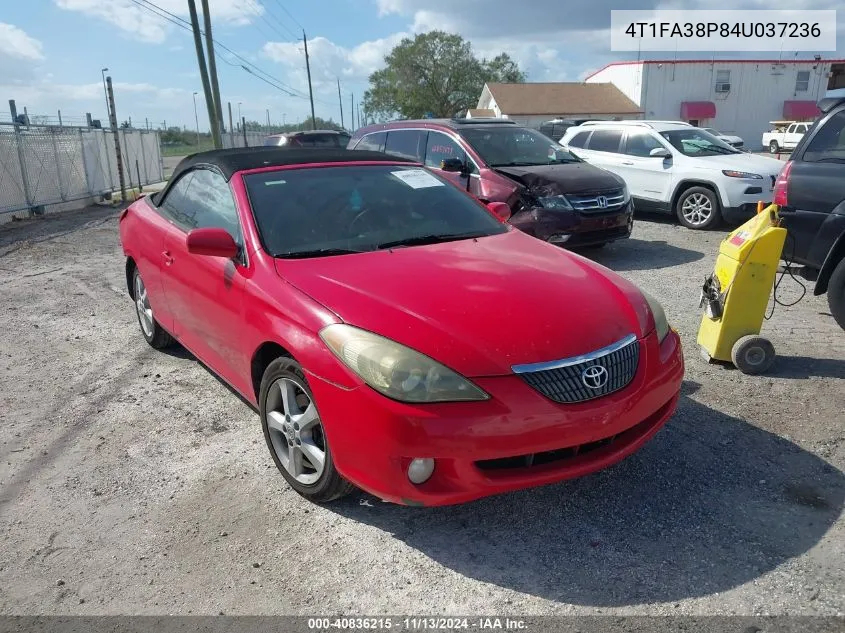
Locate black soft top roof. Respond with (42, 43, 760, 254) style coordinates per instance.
(151, 147, 416, 206)
(170, 146, 414, 182)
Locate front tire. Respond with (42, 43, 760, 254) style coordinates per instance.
(132, 267, 173, 349)
(826, 258, 845, 331)
(769, 140, 780, 154)
(676, 186, 722, 230)
(259, 357, 353, 503)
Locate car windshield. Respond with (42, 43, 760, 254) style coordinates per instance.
(459, 126, 582, 167)
(660, 129, 742, 156)
(243, 165, 508, 258)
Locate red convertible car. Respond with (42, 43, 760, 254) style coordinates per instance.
(119, 147, 684, 507)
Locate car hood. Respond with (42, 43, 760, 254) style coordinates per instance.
(695, 153, 784, 175)
(494, 162, 625, 195)
(275, 230, 652, 377)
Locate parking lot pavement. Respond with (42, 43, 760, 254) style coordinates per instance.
(0, 207, 843, 616)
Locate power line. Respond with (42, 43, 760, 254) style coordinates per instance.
(272, 1, 304, 30)
(244, 0, 298, 44)
(256, 0, 299, 41)
(132, 0, 308, 99)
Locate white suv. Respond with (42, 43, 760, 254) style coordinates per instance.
(560, 121, 785, 229)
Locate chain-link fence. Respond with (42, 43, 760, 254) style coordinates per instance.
(221, 130, 267, 148)
(0, 124, 163, 215)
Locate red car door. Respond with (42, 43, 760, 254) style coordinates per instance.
(423, 130, 483, 198)
(158, 168, 250, 392)
(127, 198, 176, 332)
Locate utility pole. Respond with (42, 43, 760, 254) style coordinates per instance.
(357, 102, 361, 129)
(266, 108, 271, 130)
(201, 0, 224, 139)
(303, 29, 316, 130)
(350, 92, 354, 131)
(106, 76, 126, 203)
(101, 67, 110, 122)
(227, 101, 233, 142)
(193, 92, 201, 147)
(188, 0, 220, 148)
(337, 78, 344, 129)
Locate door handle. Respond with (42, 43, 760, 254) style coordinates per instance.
(621, 161, 634, 165)
(162, 250, 174, 266)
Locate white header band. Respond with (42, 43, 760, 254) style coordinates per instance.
(611, 10, 837, 52)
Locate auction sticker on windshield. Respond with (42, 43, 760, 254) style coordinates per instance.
(391, 169, 445, 189)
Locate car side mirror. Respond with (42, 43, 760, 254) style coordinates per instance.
(441, 157, 469, 174)
(186, 227, 239, 259)
(650, 148, 671, 158)
(486, 201, 512, 222)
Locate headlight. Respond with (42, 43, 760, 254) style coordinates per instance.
(319, 324, 489, 403)
(640, 290, 670, 343)
(722, 170, 763, 179)
(536, 195, 573, 210)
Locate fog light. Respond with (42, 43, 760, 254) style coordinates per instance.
(407, 458, 435, 484)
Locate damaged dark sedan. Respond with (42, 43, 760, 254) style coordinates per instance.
(348, 118, 633, 248)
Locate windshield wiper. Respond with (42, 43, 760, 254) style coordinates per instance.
(275, 248, 363, 259)
(376, 232, 489, 249)
(491, 161, 542, 167)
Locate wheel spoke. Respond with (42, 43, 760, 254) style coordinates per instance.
(294, 403, 319, 432)
(267, 410, 286, 434)
(288, 445, 304, 477)
(300, 438, 325, 472)
(279, 379, 297, 416)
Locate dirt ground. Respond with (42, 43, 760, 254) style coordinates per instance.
(0, 204, 843, 616)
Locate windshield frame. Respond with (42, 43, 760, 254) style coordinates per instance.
(240, 162, 509, 259)
(660, 128, 743, 157)
(458, 125, 583, 167)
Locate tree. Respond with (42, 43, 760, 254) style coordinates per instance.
(120, 120, 131, 129)
(363, 31, 526, 121)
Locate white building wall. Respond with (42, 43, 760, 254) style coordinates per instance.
(638, 61, 832, 150)
(586, 63, 644, 106)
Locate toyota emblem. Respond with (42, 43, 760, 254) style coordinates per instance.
(596, 196, 608, 208)
(581, 365, 609, 389)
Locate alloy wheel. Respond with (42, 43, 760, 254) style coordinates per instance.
(681, 193, 713, 226)
(134, 274, 154, 338)
(265, 377, 326, 485)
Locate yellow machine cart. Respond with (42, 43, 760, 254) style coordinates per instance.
(697, 204, 787, 374)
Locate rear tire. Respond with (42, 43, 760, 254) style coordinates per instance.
(731, 335, 776, 375)
(826, 258, 845, 331)
(132, 267, 173, 349)
(769, 140, 780, 154)
(676, 186, 722, 230)
(259, 357, 354, 503)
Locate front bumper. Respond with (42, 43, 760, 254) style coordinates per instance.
(510, 201, 634, 247)
(307, 329, 684, 506)
(721, 176, 777, 223)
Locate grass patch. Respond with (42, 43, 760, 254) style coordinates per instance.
(161, 142, 216, 157)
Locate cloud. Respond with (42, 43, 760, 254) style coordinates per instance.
(54, 0, 263, 44)
(0, 23, 45, 61)
(0, 23, 45, 84)
(263, 32, 408, 85)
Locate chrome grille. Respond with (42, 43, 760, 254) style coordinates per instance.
(512, 335, 640, 404)
(567, 188, 626, 213)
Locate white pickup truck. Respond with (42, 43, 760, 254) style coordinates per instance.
(762, 121, 810, 153)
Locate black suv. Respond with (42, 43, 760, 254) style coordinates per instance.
(773, 96, 845, 330)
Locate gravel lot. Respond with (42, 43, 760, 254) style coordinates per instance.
(0, 204, 843, 616)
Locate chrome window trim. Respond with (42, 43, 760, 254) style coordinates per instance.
(511, 334, 639, 374)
